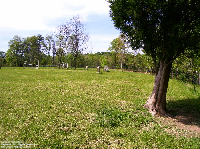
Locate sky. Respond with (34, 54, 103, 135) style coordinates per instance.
(0, 0, 121, 53)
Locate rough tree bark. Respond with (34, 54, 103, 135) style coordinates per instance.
(144, 60, 172, 116)
(58, 56, 61, 69)
(74, 57, 77, 70)
(74, 53, 78, 70)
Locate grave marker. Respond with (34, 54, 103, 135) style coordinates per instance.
(96, 66, 100, 73)
(104, 66, 109, 72)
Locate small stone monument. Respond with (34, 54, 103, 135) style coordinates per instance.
(96, 66, 100, 73)
(36, 60, 39, 69)
(104, 66, 109, 72)
(66, 63, 68, 69)
(86, 66, 88, 70)
(24, 61, 27, 68)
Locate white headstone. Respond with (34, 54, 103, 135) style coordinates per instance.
(96, 66, 100, 73)
(104, 66, 109, 72)
(38, 60, 39, 69)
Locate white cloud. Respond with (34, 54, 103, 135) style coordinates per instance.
(0, 0, 110, 31)
(91, 35, 116, 44)
(67, 0, 110, 18)
(0, 0, 121, 53)
(89, 34, 119, 53)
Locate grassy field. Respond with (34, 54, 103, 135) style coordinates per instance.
(0, 67, 200, 148)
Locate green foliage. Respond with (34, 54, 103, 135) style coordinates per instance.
(99, 55, 109, 67)
(108, 34, 129, 69)
(84, 53, 100, 67)
(6, 36, 24, 67)
(96, 107, 133, 128)
(108, 0, 200, 64)
(56, 15, 89, 69)
(40, 57, 48, 66)
(5, 16, 89, 69)
(172, 54, 200, 85)
(0, 68, 199, 148)
(108, 0, 200, 115)
(6, 35, 45, 67)
(24, 35, 44, 65)
(0, 51, 6, 58)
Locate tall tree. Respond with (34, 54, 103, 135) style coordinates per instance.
(55, 24, 70, 68)
(67, 16, 89, 70)
(108, 37, 121, 68)
(56, 47, 65, 69)
(6, 36, 24, 66)
(108, 0, 200, 115)
(100, 54, 109, 67)
(44, 34, 55, 66)
(0, 51, 6, 68)
(108, 34, 129, 69)
(24, 35, 45, 65)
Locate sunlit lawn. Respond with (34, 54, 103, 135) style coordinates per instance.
(0, 67, 200, 148)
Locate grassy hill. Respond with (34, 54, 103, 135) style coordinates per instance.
(0, 67, 199, 148)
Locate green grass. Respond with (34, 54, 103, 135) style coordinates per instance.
(0, 67, 200, 148)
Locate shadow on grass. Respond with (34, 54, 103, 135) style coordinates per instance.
(167, 98, 200, 127)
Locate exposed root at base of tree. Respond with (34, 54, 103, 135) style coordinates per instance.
(144, 97, 168, 117)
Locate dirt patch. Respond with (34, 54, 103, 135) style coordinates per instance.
(175, 117, 200, 133)
(164, 97, 200, 138)
(157, 115, 200, 138)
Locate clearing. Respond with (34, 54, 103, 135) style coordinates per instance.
(0, 67, 199, 148)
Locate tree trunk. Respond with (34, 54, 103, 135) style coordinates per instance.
(171, 69, 173, 79)
(58, 56, 61, 69)
(144, 60, 172, 116)
(74, 56, 77, 70)
(199, 72, 200, 85)
(53, 54, 55, 66)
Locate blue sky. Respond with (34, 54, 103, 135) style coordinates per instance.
(0, 0, 121, 53)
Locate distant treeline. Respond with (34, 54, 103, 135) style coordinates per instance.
(1, 47, 200, 86)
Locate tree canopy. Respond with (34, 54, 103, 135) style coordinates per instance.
(6, 35, 45, 67)
(5, 16, 89, 68)
(109, 0, 200, 65)
(108, 34, 129, 69)
(108, 0, 200, 115)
